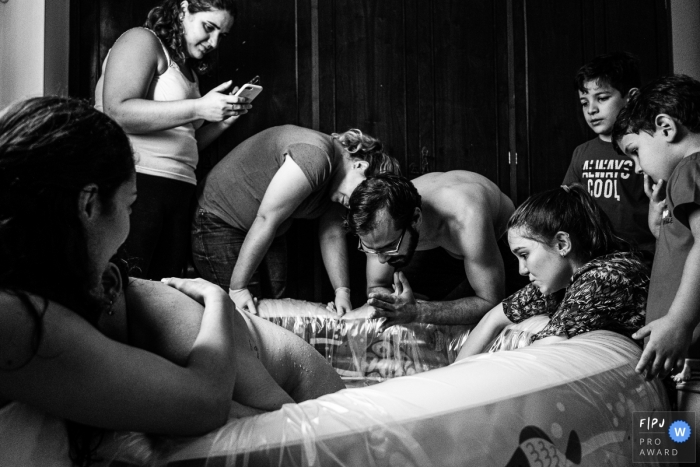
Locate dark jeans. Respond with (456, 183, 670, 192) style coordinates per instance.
(124, 173, 196, 280)
(191, 207, 287, 298)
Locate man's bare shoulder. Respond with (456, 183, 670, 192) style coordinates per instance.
(415, 171, 496, 217)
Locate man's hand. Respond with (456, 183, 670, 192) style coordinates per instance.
(632, 315, 691, 380)
(367, 272, 419, 330)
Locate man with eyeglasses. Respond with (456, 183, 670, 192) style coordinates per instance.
(343, 172, 515, 328)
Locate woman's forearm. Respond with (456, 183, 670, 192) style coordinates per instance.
(456, 303, 511, 360)
(319, 210, 350, 289)
(229, 216, 278, 290)
(178, 286, 238, 427)
(105, 98, 201, 134)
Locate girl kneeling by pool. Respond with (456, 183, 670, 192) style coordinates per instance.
(457, 184, 649, 360)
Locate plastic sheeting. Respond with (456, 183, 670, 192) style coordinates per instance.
(102, 329, 671, 466)
(257, 299, 472, 385)
(488, 314, 551, 352)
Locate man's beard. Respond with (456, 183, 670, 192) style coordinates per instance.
(387, 226, 419, 269)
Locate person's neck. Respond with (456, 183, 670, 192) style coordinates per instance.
(679, 132, 700, 158)
(598, 133, 612, 143)
(414, 204, 438, 245)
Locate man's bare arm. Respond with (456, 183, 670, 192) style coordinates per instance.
(368, 197, 505, 326)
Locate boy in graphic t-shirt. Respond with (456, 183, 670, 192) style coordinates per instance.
(614, 75, 700, 447)
(563, 52, 656, 258)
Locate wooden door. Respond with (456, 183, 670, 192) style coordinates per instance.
(512, 0, 671, 201)
(318, 0, 510, 185)
(69, 0, 511, 303)
(68, 0, 671, 301)
(316, 0, 511, 300)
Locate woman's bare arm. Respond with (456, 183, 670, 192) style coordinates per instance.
(0, 278, 236, 436)
(455, 303, 511, 361)
(101, 28, 244, 134)
(229, 156, 313, 313)
(126, 278, 295, 411)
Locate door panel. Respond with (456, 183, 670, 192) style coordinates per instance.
(69, 0, 670, 301)
(519, 0, 671, 197)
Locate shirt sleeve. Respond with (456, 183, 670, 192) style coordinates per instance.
(669, 157, 700, 229)
(562, 146, 583, 185)
(286, 143, 334, 192)
(502, 283, 560, 323)
(534, 258, 647, 340)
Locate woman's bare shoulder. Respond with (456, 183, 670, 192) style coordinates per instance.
(0, 291, 89, 371)
(109, 28, 166, 72)
(114, 27, 162, 49)
(0, 292, 39, 370)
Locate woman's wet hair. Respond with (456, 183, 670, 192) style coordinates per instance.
(0, 96, 135, 466)
(0, 96, 134, 323)
(507, 184, 630, 261)
(331, 129, 401, 177)
(144, 0, 237, 75)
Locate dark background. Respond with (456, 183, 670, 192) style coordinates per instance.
(69, 0, 672, 304)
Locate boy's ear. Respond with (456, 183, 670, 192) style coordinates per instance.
(654, 114, 678, 142)
(625, 87, 639, 100)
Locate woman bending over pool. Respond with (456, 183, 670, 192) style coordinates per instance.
(457, 184, 649, 360)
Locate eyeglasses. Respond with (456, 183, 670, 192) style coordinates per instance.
(357, 228, 406, 256)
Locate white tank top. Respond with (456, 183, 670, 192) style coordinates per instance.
(95, 28, 204, 185)
(0, 402, 72, 466)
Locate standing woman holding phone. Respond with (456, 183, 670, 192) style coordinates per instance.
(95, 0, 250, 279)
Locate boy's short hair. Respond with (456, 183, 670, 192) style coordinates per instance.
(612, 74, 700, 147)
(575, 51, 641, 97)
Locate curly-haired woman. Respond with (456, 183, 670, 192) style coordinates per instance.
(95, 0, 249, 280)
(193, 125, 401, 315)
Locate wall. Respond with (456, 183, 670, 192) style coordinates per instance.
(45, 0, 71, 96)
(671, 0, 700, 79)
(0, 0, 70, 108)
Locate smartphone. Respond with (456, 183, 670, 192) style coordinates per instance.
(232, 83, 263, 102)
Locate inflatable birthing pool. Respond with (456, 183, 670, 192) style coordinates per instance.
(102, 300, 670, 467)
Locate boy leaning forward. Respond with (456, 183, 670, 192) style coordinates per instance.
(614, 74, 700, 426)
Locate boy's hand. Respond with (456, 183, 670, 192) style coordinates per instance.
(645, 175, 666, 239)
(644, 174, 666, 204)
(633, 315, 691, 380)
